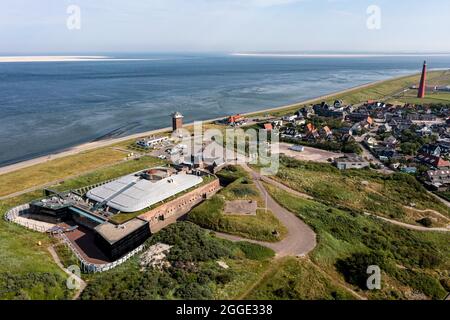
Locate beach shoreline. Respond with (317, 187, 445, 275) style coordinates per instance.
(232, 52, 450, 58)
(0, 71, 422, 176)
(0, 56, 157, 63)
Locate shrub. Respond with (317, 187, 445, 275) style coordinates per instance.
(236, 242, 275, 261)
(416, 217, 433, 228)
(149, 222, 234, 263)
(335, 251, 391, 290)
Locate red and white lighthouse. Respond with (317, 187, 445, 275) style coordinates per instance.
(418, 61, 427, 99)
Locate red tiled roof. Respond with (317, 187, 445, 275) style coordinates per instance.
(306, 123, 315, 132)
(417, 153, 450, 168)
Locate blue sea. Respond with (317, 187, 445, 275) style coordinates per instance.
(1, 53, 450, 167)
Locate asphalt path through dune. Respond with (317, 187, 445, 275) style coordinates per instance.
(214, 164, 317, 258)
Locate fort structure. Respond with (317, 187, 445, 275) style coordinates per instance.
(139, 178, 220, 232)
(6, 166, 220, 271)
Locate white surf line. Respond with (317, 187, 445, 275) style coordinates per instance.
(231, 53, 450, 58)
(0, 56, 160, 63)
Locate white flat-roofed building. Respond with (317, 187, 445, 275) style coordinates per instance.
(87, 172, 203, 213)
(136, 136, 169, 148)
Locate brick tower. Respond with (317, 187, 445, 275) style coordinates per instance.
(418, 61, 427, 99)
(172, 112, 184, 132)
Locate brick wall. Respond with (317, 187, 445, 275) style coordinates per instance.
(138, 179, 220, 228)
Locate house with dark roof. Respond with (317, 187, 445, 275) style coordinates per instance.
(416, 153, 450, 169)
(334, 154, 370, 170)
(419, 144, 441, 157)
(424, 169, 450, 191)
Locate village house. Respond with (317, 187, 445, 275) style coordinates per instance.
(334, 154, 370, 170)
(406, 113, 437, 122)
(364, 136, 379, 148)
(378, 123, 392, 134)
(313, 102, 345, 118)
(346, 112, 370, 123)
(415, 125, 433, 136)
(416, 153, 450, 169)
(282, 114, 298, 122)
(419, 144, 442, 157)
(382, 136, 399, 148)
(424, 169, 450, 191)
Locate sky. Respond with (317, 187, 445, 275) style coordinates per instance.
(1, 0, 450, 54)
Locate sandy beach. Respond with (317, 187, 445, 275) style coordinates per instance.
(0, 72, 421, 176)
(0, 56, 156, 63)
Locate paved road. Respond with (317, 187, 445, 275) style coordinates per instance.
(355, 133, 394, 175)
(428, 191, 450, 210)
(215, 164, 317, 258)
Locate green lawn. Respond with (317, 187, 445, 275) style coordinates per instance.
(0, 147, 128, 198)
(265, 183, 450, 300)
(389, 91, 450, 105)
(188, 166, 287, 242)
(0, 192, 70, 300)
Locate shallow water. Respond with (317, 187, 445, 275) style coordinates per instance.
(1, 53, 449, 166)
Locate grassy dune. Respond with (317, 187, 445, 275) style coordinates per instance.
(0, 192, 70, 300)
(264, 183, 450, 300)
(0, 147, 128, 197)
(243, 257, 357, 300)
(188, 166, 287, 242)
(272, 157, 450, 222)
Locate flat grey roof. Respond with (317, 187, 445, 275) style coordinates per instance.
(95, 219, 148, 245)
(336, 154, 367, 163)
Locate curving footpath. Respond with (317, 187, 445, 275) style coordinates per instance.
(48, 245, 86, 300)
(364, 212, 450, 232)
(214, 164, 317, 258)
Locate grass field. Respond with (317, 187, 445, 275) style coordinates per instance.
(388, 90, 450, 105)
(0, 191, 70, 299)
(0, 147, 128, 198)
(269, 157, 450, 223)
(243, 257, 356, 300)
(264, 183, 450, 300)
(188, 166, 287, 242)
